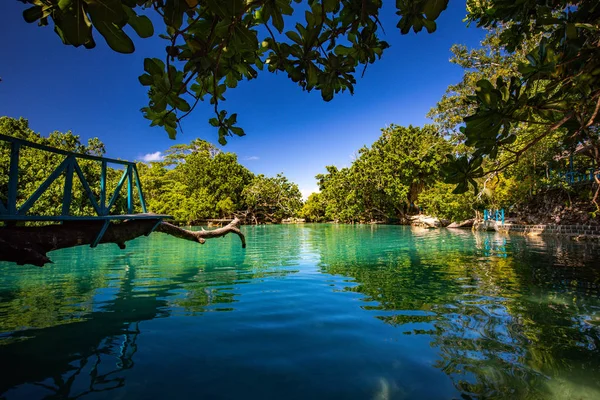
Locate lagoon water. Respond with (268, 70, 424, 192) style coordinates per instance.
(1, 224, 600, 399)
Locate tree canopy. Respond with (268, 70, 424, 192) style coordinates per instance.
(18, 0, 449, 143)
(14, 0, 600, 202)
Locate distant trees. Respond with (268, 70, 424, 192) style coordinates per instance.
(241, 174, 302, 223)
(0, 117, 300, 225)
(314, 125, 453, 223)
(299, 192, 327, 222)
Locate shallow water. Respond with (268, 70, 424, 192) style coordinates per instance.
(1, 224, 600, 399)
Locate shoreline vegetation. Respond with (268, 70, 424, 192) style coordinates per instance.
(2, 26, 599, 259)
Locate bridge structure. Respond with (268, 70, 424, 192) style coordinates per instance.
(549, 155, 599, 185)
(0, 134, 171, 247)
(484, 209, 505, 225)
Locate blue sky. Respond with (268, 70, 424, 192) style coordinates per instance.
(1, 1, 484, 198)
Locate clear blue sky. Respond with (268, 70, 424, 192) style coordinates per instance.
(0, 1, 484, 198)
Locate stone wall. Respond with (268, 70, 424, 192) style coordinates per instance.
(497, 223, 600, 236)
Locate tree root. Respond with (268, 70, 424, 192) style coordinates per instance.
(0, 218, 245, 267)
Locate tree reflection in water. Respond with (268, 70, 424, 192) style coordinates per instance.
(1, 225, 599, 399)
(0, 228, 301, 399)
(316, 225, 600, 399)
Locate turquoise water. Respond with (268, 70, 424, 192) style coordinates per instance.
(1, 224, 600, 399)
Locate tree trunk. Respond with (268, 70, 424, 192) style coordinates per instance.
(0, 218, 245, 267)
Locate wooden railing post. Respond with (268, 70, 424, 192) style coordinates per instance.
(62, 156, 74, 216)
(100, 160, 107, 215)
(127, 165, 133, 214)
(8, 142, 20, 215)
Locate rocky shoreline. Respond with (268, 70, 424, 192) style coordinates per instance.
(409, 214, 600, 242)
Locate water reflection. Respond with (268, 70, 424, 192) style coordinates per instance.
(0, 227, 302, 398)
(1, 225, 600, 399)
(316, 225, 600, 398)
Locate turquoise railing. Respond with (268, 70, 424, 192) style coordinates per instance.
(483, 209, 504, 225)
(0, 134, 170, 246)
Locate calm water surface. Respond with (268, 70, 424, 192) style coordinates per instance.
(1, 224, 600, 399)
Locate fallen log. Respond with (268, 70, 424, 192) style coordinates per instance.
(0, 218, 245, 267)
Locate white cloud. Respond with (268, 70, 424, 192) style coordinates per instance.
(140, 151, 164, 162)
(244, 156, 260, 161)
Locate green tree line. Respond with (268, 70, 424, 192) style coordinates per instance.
(0, 117, 302, 224)
(300, 26, 599, 223)
(3, 25, 598, 226)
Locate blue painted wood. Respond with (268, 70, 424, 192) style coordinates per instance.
(1, 134, 172, 232)
(133, 164, 147, 213)
(0, 134, 134, 166)
(100, 161, 107, 215)
(106, 167, 129, 213)
(8, 142, 20, 215)
(18, 157, 70, 216)
(484, 209, 504, 225)
(73, 159, 101, 215)
(62, 156, 74, 216)
(127, 165, 133, 214)
(91, 220, 110, 248)
(0, 214, 171, 221)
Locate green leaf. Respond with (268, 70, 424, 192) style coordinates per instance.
(165, 125, 177, 139)
(231, 127, 245, 136)
(86, 0, 127, 25)
(334, 45, 353, 56)
(124, 7, 154, 38)
(138, 74, 153, 86)
(94, 20, 135, 53)
(144, 58, 164, 76)
(53, 0, 92, 47)
(58, 0, 72, 10)
(271, 8, 284, 33)
(175, 97, 191, 112)
(286, 30, 303, 45)
(23, 6, 43, 23)
(565, 23, 577, 40)
(422, 0, 448, 21)
(423, 19, 436, 33)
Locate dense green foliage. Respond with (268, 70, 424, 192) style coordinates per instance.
(304, 25, 599, 223)
(450, 0, 600, 195)
(242, 173, 303, 223)
(19, 1, 599, 202)
(0, 117, 301, 224)
(138, 141, 302, 223)
(312, 125, 458, 223)
(9, 0, 600, 223)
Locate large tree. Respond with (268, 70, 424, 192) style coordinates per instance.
(316, 124, 450, 223)
(447, 0, 600, 200)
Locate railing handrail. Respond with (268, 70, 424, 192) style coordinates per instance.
(0, 133, 135, 166)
